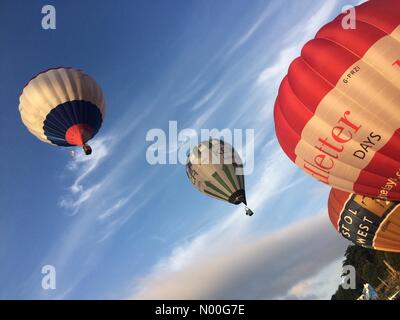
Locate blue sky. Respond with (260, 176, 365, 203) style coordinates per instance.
(0, 0, 362, 299)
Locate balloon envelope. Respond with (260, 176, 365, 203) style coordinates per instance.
(186, 139, 249, 207)
(19, 67, 105, 150)
(274, 0, 400, 200)
(328, 188, 400, 253)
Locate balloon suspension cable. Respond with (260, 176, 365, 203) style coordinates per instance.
(244, 205, 254, 217)
(82, 144, 92, 156)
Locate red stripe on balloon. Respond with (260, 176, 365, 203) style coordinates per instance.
(276, 76, 314, 136)
(317, 19, 387, 58)
(301, 38, 359, 86)
(273, 99, 298, 162)
(287, 56, 334, 114)
(355, 0, 400, 34)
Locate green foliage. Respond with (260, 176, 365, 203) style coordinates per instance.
(331, 245, 400, 300)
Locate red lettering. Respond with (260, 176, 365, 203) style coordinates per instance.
(337, 111, 361, 133)
(303, 160, 329, 183)
(304, 110, 362, 184)
(332, 126, 352, 143)
(314, 154, 334, 170)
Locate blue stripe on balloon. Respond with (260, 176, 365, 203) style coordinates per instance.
(43, 100, 103, 146)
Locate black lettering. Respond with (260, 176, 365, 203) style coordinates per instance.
(354, 150, 365, 159)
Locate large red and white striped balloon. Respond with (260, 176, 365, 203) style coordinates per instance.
(274, 0, 400, 201)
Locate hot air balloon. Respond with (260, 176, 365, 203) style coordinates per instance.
(328, 188, 400, 253)
(19, 67, 105, 155)
(274, 0, 400, 200)
(186, 139, 253, 216)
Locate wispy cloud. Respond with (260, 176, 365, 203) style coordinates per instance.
(56, 137, 112, 216)
(98, 198, 130, 220)
(97, 197, 151, 243)
(256, 46, 299, 85)
(98, 181, 148, 220)
(191, 81, 223, 111)
(226, 2, 278, 56)
(67, 137, 112, 193)
(58, 183, 104, 216)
